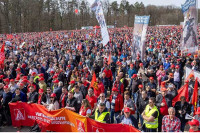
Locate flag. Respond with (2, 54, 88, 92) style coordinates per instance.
(108, 52, 111, 65)
(0, 42, 5, 70)
(91, 0, 109, 46)
(90, 72, 98, 90)
(132, 15, 150, 60)
(192, 78, 198, 112)
(172, 83, 189, 106)
(180, 0, 198, 53)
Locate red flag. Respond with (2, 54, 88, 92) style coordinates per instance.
(0, 42, 5, 69)
(90, 72, 98, 90)
(192, 78, 198, 112)
(172, 83, 189, 106)
(108, 52, 111, 65)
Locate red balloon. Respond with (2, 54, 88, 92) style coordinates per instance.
(75, 9, 78, 14)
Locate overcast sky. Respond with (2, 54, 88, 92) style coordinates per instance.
(87, 0, 200, 8)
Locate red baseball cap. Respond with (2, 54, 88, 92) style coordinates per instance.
(177, 59, 181, 61)
(139, 63, 143, 67)
(138, 84, 143, 88)
(67, 65, 71, 68)
(50, 93, 56, 98)
(49, 71, 54, 74)
(124, 107, 130, 113)
(0, 75, 4, 79)
(188, 119, 199, 126)
(39, 89, 44, 93)
(171, 64, 175, 68)
(23, 76, 28, 79)
(38, 73, 44, 77)
(53, 75, 58, 79)
(132, 74, 137, 78)
(19, 83, 24, 86)
(175, 65, 179, 69)
(31, 72, 36, 76)
(130, 64, 134, 67)
(112, 87, 119, 92)
(70, 80, 75, 84)
(10, 79, 15, 82)
(39, 77, 44, 81)
(53, 79, 59, 83)
(3, 85, 8, 89)
(3, 78, 9, 82)
(15, 68, 21, 71)
(149, 77, 154, 80)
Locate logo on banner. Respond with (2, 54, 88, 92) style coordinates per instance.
(76, 119, 86, 132)
(92, 126, 105, 132)
(14, 109, 25, 121)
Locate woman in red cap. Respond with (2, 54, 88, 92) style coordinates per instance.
(188, 119, 200, 132)
(47, 93, 59, 111)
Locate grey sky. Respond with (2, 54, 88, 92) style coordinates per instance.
(87, 0, 200, 8)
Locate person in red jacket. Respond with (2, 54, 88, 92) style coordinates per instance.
(103, 64, 113, 89)
(94, 77, 104, 98)
(110, 87, 123, 123)
(113, 76, 124, 95)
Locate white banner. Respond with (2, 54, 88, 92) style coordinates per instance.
(181, 0, 198, 53)
(185, 67, 200, 82)
(132, 15, 150, 60)
(91, 0, 109, 46)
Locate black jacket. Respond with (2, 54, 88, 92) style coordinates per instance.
(28, 91, 38, 103)
(174, 101, 191, 122)
(137, 96, 149, 114)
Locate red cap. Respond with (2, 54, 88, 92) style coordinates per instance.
(188, 119, 199, 126)
(132, 74, 137, 78)
(39, 77, 44, 81)
(70, 80, 75, 84)
(67, 65, 71, 68)
(53, 79, 59, 83)
(19, 83, 24, 86)
(187, 53, 192, 56)
(161, 82, 165, 87)
(195, 107, 200, 115)
(0, 75, 4, 79)
(138, 84, 143, 88)
(165, 58, 169, 60)
(177, 59, 181, 61)
(79, 62, 83, 65)
(161, 87, 167, 92)
(38, 73, 44, 77)
(194, 55, 198, 57)
(189, 74, 194, 78)
(53, 75, 58, 79)
(175, 65, 179, 69)
(149, 77, 154, 80)
(23, 76, 28, 79)
(50, 71, 54, 74)
(21, 63, 26, 68)
(15, 68, 21, 71)
(15, 77, 20, 81)
(22, 79, 28, 83)
(171, 64, 175, 68)
(112, 87, 119, 92)
(3, 85, 8, 89)
(124, 107, 130, 113)
(130, 64, 134, 67)
(39, 89, 44, 93)
(169, 73, 173, 77)
(10, 79, 14, 82)
(139, 63, 143, 67)
(31, 72, 36, 76)
(3, 78, 9, 82)
(50, 93, 56, 98)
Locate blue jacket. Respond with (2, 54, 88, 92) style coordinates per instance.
(128, 68, 137, 78)
(12, 91, 27, 102)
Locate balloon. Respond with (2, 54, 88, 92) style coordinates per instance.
(75, 9, 78, 14)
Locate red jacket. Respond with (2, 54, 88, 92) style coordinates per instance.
(113, 81, 124, 94)
(94, 82, 104, 97)
(103, 69, 112, 80)
(110, 94, 123, 112)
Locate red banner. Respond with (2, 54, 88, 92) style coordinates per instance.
(9, 102, 140, 132)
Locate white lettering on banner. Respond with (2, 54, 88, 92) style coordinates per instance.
(27, 112, 75, 126)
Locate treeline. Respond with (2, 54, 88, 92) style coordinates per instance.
(0, 0, 200, 34)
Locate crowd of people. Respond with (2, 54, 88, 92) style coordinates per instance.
(0, 25, 200, 132)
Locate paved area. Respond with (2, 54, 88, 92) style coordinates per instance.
(0, 126, 30, 132)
